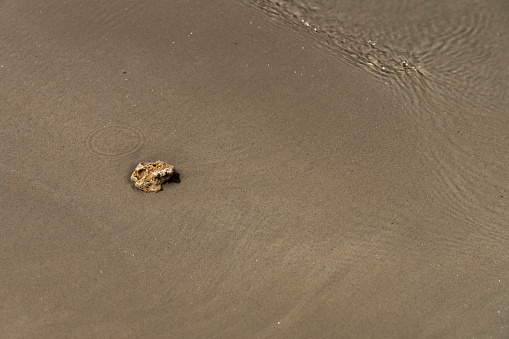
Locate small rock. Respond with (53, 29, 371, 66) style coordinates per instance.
(131, 161, 175, 193)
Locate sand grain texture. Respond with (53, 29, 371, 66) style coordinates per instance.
(1, 0, 508, 338)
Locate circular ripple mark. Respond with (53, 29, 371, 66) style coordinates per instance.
(86, 125, 144, 158)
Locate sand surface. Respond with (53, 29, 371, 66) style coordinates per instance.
(1, 0, 508, 337)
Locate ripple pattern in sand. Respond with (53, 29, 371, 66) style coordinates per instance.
(387, 5, 509, 249)
(236, 0, 422, 78)
(86, 125, 145, 158)
(238, 0, 509, 254)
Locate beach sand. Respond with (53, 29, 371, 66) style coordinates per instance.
(1, 0, 508, 337)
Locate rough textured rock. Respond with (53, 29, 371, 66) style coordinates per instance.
(131, 161, 175, 193)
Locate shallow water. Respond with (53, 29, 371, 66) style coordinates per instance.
(236, 0, 509, 335)
(237, 0, 509, 251)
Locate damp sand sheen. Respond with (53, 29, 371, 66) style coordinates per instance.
(1, 0, 508, 338)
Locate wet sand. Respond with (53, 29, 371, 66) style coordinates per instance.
(1, 0, 508, 337)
